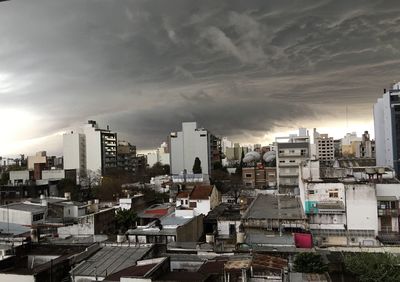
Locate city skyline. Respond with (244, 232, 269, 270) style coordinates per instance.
(1, 0, 399, 156)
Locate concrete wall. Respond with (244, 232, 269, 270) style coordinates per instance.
(83, 125, 102, 173)
(374, 93, 393, 168)
(176, 215, 204, 242)
(63, 133, 86, 171)
(42, 169, 65, 180)
(27, 153, 46, 170)
(0, 208, 43, 225)
(9, 170, 30, 185)
(0, 274, 34, 282)
(170, 122, 210, 174)
(217, 220, 241, 236)
(346, 183, 378, 235)
(376, 183, 400, 197)
(192, 199, 210, 216)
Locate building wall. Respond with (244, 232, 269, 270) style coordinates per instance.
(41, 169, 65, 180)
(83, 125, 102, 173)
(316, 136, 334, 161)
(0, 274, 34, 282)
(374, 93, 393, 168)
(217, 220, 241, 236)
(0, 208, 43, 225)
(63, 133, 86, 171)
(191, 199, 210, 216)
(170, 122, 210, 175)
(345, 183, 378, 235)
(210, 187, 220, 210)
(27, 152, 47, 170)
(9, 170, 31, 186)
(277, 143, 309, 193)
(176, 215, 204, 242)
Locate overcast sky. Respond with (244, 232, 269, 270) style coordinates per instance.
(1, 0, 400, 156)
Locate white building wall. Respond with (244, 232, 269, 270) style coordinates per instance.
(63, 132, 86, 171)
(170, 122, 210, 174)
(41, 169, 65, 180)
(9, 170, 30, 185)
(217, 220, 241, 236)
(84, 125, 102, 173)
(27, 153, 47, 170)
(374, 93, 393, 168)
(0, 208, 35, 225)
(190, 199, 210, 215)
(0, 274, 34, 282)
(345, 183, 378, 235)
(170, 132, 184, 174)
(376, 183, 400, 197)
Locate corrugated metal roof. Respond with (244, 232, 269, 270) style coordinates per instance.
(71, 245, 152, 277)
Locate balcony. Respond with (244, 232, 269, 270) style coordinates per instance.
(378, 209, 399, 217)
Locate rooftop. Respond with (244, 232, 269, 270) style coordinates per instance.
(245, 233, 295, 246)
(176, 191, 189, 198)
(0, 221, 31, 236)
(190, 185, 214, 200)
(156, 271, 209, 281)
(0, 202, 46, 213)
(242, 194, 305, 220)
(205, 203, 241, 221)
(71, 245, 153, 278)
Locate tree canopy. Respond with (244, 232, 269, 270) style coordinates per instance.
(115, 209, 137, 233)
(293, 253, 328, 274)
(192, 157, 202, 174)
(344, 252, 400, 282)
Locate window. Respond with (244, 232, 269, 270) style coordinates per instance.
(185, 200, 188, 205)
(329, 190, 339, 198)
(308, 190, 315, 195)
(180, 200, 184, 205)
(189, 202, 197, 208)
(33, 213, 44, 222)
(245, 174, 252, 178)
(289, 160, 296, 163)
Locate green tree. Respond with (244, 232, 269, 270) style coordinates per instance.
(293, 253, 328, 274)
(115, 209, 137, 233)
(344, 253, 400, 282)
(192, 157, 202, 174)
(146, 162, 170, 177)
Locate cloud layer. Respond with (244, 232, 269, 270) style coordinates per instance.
(1, 0, 400, 154)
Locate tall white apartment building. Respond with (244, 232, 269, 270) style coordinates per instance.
(63, 120, 117, 176)
(170, 122, 221, 175)
(63, 132, 86, 172)
(276, 128, 310, 194)
(147, 142, 170, 167)
(374, 82, 400, 175)
(312, 129, 334, 161)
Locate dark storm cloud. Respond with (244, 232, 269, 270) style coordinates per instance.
(1, 0, 400, 150)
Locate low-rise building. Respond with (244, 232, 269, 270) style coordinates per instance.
(70, 244, 155, 282)
(242, 166, 277, 189)
(242, 194, 307, 234)
(57, 207, 115, 236)
(127, 212, 204, 244)
(299, 160, 380, 246)
(0, 202, 46, 226)
(176, 185, 220, 215)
